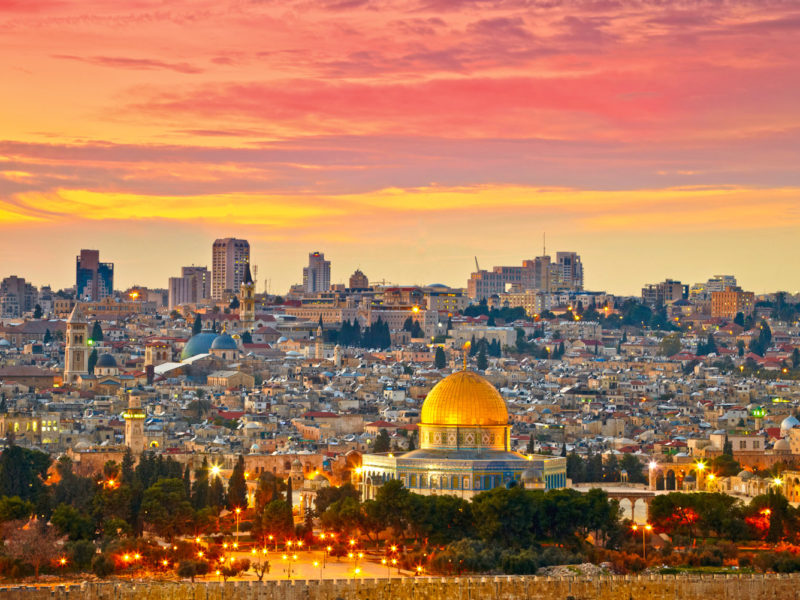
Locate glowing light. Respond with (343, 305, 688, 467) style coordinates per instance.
(695, 462, 705, 472)
(59, 557, 67, 566)
(645, 524, 652, 532)
(649, 461, 658, 470)
(708, 473, 715, 481)
(197, 551, 204, 558)
(235, 507, 241, 514)
(412, 306, 420, 313)
(210, 465, 221, 477)
(774, 477, 783, 486)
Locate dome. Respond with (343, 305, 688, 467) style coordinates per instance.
(420, 370, 508, 427)
(181, 331, 218, 360)
(521, 469, 541, 483)
(781, 416, 800, 433)
(774, 438, 791, 451)
(96, 353, 117, 368)
(249, 443, 260, 453)
(211, 333, 238, 351)
(738, 470, 754, 479)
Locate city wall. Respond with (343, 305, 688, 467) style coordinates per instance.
(3, 574, 800, 600)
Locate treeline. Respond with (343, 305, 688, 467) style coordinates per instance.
(566, 452, 648, 485)
(326, 318, 392, 349)
(316, 480, 623, 575)
(0, 445, 261, 577)
(650, 490, 799, 545)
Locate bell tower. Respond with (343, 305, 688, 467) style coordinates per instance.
(64, 303, 89, 383)
(239, 262, 255, 332)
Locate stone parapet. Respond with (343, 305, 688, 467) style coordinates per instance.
(2, 574, 800, 600)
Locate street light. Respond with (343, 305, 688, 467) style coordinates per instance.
(282, 554, 298, 579)
(631, 523, 652, 560)
(235, 507, 241, 541)
(314, 560, 322, 579)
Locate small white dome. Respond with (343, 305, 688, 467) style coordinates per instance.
(781, 416, 800, 434)
(774, 438, 791, 451)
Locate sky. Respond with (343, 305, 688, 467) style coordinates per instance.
(1, 0, 799, 295)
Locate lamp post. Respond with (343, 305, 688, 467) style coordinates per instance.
(631, 523, 652, 560)
(235, 507, 241, 541)
(282, 553, 298, 579)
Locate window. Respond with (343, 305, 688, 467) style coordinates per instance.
(409, 474, 417, 488)
(753, 441, 760, 449)
(739, 440, 746, 450)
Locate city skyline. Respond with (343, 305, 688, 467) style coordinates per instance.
(0, 237, 798, 297)
(1, 1, 799, 293)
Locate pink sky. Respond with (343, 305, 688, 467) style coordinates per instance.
(0, 0, 799, 294)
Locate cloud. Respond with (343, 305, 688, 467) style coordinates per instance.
(52, 54, 204, 74)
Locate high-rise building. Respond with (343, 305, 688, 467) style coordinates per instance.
(711, 286, 755, 319)
(555, 252, 584, 292)
(168, 266, 210, 308)
(641, 279, 684, 308)
(349, 269, 369, 289)
(76, 249, 114, 301)
(467, 252, 583, 300)
(211, 238, 250, 300)
(303, 252, 331, 293)
(0, 276, 38, 317)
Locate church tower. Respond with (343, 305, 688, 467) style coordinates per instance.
(239, 262, 255, 332)
(64, 303, 89, 383)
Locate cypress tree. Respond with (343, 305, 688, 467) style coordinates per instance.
(285, 477, 293, 506)
(227, 455, 248, 510)
(192, 314, 202, 335)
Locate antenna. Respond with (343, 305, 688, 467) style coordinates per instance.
(253, 265, 258, 286)
(543, 232, 546, 257)
(474, 256, 480, 272)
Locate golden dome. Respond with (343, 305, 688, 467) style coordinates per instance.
(420, 370, 508, 427)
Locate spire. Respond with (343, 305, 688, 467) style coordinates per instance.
(243, 262, 253, 285)
(67, 302, 85, 324)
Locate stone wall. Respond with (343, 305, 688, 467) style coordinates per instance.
(3, 574, 800, 600)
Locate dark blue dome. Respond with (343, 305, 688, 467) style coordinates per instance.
(181, 331, 218, 360)
(211, 333, 238, 351)
(96, 353, 117, 368)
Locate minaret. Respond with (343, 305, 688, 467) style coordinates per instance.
(334, 344, 342, 369)
(64, 303, 89, 383)
(239, 262, 255, 332)
(315, 325, 323, 359)
(124, 393, 146, 453)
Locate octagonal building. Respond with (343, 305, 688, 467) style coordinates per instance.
(360, 369, 567, 499)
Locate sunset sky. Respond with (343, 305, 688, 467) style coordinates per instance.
(1, 0, 799, 294)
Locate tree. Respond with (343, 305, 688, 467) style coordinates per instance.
(285, 476, 293, 505)
(43, 328, 52, 344)
(373, 429, 391, 453)
(192, 314, 202, 335)
(241, 331, 253, 344)
(227, 455, 248, 510)
(33, 304, 42, 319)
(476, 344, 488, 370)
(229, 296, 240, 309)
(51, 504, 94, 541)
(525, 436, 535, 455)
(734, 312, 745, 327)
(91, 320, 103, 342)
(260, 500, 294, 539)
(88, 348, 98, 374)
(658, 333, 681, 357)
(0, 445, 51, 502)
(314, 483, 358, 516)
(250, 557, 271, 581)
(177, 559, 208, 582)
(434, 346, 446, 369)
(2, 520, 63, 578)
(220, 558, 250, 581)
(141, 478, 195, 539)
(0, 496, 34, 522)
(722, 435, 734, 457)
(92, 554, 116, 577)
